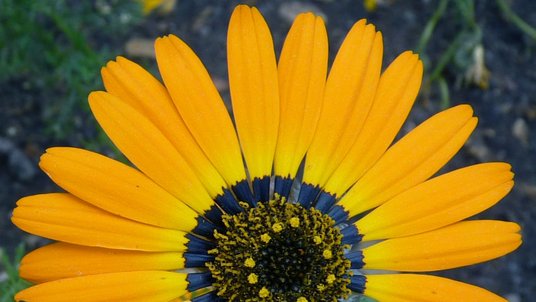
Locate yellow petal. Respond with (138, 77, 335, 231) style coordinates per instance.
(228, 5, 279, 182)
(155, 34, 246, 186)
(339, 105, 477, 216)
(12, 193, 188, 252)
(20, 242, 184, 283)
(15, 271, 188, 302)
(362, 220, 521, 271)
(357, 163, 514, 241)
(365, 274, 507, 302)
(101, 57, 228, 199)
(274, 13, 328, 183)
(303, 19, 383, 187)
(324, 51, 423, 196)
(89, 91, 215, 215)
(39, 147, 198, 231)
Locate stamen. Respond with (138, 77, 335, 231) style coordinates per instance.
(272, 222, 284, 233)
(207, 198, 351, 301)
(259, 287, 270, 298)
(248, 273, 259, 284)
(326, 274, 336, 284)
(261, 233, 271, 243)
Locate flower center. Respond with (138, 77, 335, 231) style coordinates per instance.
(207, 198, 351, 301)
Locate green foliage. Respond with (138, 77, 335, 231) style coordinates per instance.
(0, 245, 30, 302)
(417, 0, 535, 103)
(496, 0, 536, 40)
(415, 0, 489, 106)
(0, 0, 141, 140)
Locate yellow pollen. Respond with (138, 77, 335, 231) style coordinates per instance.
(326, 274, 336, 284)
(248, 273, 258, 284)
(244, 257, 256, 268)
(290, 217, 300, 228)
(259, 287, 270, 298)
(260, 233, 271, 243)
(272, 222, 283, 233)
(207, 198, 350, 300)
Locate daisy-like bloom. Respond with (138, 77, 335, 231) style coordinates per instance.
(12, 5, 521, 302)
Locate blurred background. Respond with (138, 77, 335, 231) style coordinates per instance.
(0, 0, 534, 301)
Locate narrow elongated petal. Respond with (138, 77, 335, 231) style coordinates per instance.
(339, 105, 477, 216)
(20, 242, 184, 283)
(89, 91, 215, 215)
(39, 147, 198, 231)
(228, 5, 279, 180)
(101, 57, 228, 198)
(303, 20, 383, 187)
(324, 51, 423, 196)
(274, 12, 328, 179)
(357, 163, 514, 241)
(15, 271, 188, 302)
(362, 220, 521, 271)
(365, 274, 507, 302)
(12, 194, 188, 252)
(155, 34, 246, 186)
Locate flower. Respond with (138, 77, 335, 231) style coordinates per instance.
(12, 5, 521, 302)
(140, 0, 176, 15)
(364, 0, 378, 11)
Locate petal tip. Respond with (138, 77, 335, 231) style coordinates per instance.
(233, 4, 253, 18)
(88, 90, 108, 104)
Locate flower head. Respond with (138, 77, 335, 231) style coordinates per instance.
(12, 5, 521, 302)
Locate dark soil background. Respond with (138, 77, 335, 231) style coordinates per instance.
(1, 0, 535, 300)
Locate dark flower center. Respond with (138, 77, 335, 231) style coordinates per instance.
(207, 198, 351, 301)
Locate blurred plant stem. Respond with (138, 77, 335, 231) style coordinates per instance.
(419, 0, 535, 100)
(429, 30, 465, 84)
(416, 0, 493, 106)
(496, 0, 536, 40)
(416, 0, 450, 55)
(438, 77, 451, 109)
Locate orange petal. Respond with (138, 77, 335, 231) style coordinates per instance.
(357, 163, 514, 240)
(362, 220, 522, 271)
(274, 12, 328, 180)
(12, 193, 188, 251)
(324, 51, 423, 196)
(39, 147, 198, 231)
(20, 242, 184, 283)
(365, 274, 507, 302)
(339, 105, 477, 216)
(15, 271, 188, 302)
(101, 57, 228, 198)
(303, 19, 383, 187)
(155, 34, 246, 186)
(89, 91, 215, 214)
(228, 5, 279, 180)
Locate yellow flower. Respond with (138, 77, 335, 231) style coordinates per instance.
(140, 0, 176, 15)
(364, 0, 378, 11)
(12, 5, 521, 302)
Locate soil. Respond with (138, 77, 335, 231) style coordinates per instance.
(1, 0, 534, 300)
